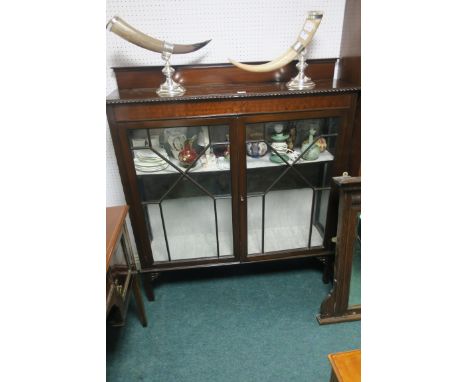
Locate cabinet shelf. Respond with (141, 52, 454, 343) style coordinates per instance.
(246, 149, 334, 169)
(135, 149, 334, 176)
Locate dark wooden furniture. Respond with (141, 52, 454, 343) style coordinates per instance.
(328, 349, 361, 382)
(106, 61, 360, 300)
(107, 205, 147, 327)
(339, 0, 361, 177)
(317, 176, 361, 324)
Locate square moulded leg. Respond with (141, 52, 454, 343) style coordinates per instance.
(132, 274, 148, 327)
(142, 272, 155, 301)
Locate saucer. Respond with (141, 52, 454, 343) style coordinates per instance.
(270, 153, 289, 163)
(271, 133, 289, 141)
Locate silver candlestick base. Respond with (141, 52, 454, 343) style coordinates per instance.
(156, 51, 186, 97)
(287, 50, 316, 90)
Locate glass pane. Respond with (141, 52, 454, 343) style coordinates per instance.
(348, 214, 361, 307)
(311, 189, 330, 247)
(163, 192, 216, 261)
(264, 188, 312, 252)
(247, 196, 262, 254)
(129, 125, 233, 262)
(216, 198, 234, 257)
(246, 117, 339, 255)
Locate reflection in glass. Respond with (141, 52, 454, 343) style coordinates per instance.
(348, 214, 361, 307)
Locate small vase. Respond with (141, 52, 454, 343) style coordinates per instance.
(302, 143, 320, 161)
(246, 142, 268, 158)
(178, 139, 198, 167)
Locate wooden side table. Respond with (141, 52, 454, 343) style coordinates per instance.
(107, 205, 147, 327)
(328, 349, 361, 382)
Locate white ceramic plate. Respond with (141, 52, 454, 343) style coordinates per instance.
(134, 160, 169, 172)
(134, 158, 167, 167)
(135, 163, 169, 173)
(134, 149, 168, 161)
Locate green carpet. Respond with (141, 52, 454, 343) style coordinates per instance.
(107, 260, 360, 382)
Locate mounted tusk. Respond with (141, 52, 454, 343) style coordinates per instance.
(106, 16, 211, 54)
(228, 11, 323, 73)
(229, 50, 298, 73)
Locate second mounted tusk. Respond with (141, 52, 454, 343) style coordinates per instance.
(229, 11, 323, 73)
(229, 49, 298, 73)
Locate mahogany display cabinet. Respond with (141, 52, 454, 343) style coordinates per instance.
(106, 59, 360, 300)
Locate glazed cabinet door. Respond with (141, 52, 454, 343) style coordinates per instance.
(118, 119, 239, 267)
(238, 110, 351, 260)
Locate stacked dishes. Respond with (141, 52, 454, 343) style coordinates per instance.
(134, 149, 169, 173)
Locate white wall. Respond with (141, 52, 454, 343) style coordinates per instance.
(106, 1, 347, 264)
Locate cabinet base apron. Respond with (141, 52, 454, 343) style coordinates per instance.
(140, 251, 334, 301)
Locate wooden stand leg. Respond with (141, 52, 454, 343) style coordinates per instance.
(132, 274, 148, 327)
(322, 257, 333, 284)
(142, 273, 155, 301)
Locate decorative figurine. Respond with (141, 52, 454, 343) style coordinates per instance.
(287, 126, 297, 150)
(196, 127, 210, 150)
(107, 16, 211, 97)
(206, 148, 217, 166)
(315, 137, 327, 152)
(223, 146, 230, 160)
(196, 126, 211, 165)
(228, 11, 323, 90)
(301, 126, 326, 161)
(166, 132, 186, 159)
(270, 124, 290, 163)
(223, 137, 230, 160)
(216, 137, 231, 171)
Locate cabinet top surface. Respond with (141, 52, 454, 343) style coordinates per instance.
(328, 350, 361, 382)
(106, 79, 360, 105)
